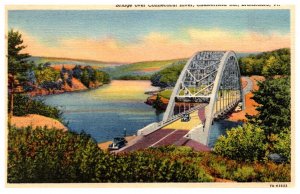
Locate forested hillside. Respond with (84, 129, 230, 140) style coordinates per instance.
(150, 48, 290, 88)
(239, 48, 290, 76)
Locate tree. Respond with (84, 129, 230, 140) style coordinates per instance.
(214, 124, 267, 162)
(272, 129, 291, 162)
(152, 94, 164, 110)
(34, 64, 60, 85)
(7, 29, 33, 119)
(102, 71, 110, 84)
(81, 69, 90, 87)
(150, 61, 186, 87)
(72, 65, 83, 79)
(250, 77, 290, 136)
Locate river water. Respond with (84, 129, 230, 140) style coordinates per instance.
(43, 80, 241, 147)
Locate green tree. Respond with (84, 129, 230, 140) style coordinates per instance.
(239, 48, 290, 76)
(250, 76, 290, 136)
(102, 71, 110, 84)
(34, 64, 60, 85)
(150, 61, 186, 87)
(7, 29, 33, 119)
(214, 124, 267, 162)
(272, 129, 291, 162)
(81, 69, 90, 87)
(8, 94, 63, 121)
(152, 94, 164, 110)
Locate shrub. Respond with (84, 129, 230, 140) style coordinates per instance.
(94, 149, 213, 182)
(8, 125, 102, 183)
(8, 127, 213, 183)
(232, 166, 256, 182)
(199, 152, 290, 182)
(214, 123, 267, 162)
(260, 162, 291, 182)
(272, 129, 291, 163)
(9, 94, 63, 122)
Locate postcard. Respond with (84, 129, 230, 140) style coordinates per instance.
(4, 4, 295, 188)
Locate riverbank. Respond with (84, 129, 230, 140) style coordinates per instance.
(28, 77, 104, 97)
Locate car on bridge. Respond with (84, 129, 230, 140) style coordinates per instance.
(181, 113, 191, 122)
(234, 102, 243, 112)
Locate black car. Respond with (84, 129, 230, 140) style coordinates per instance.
(181, 113, 191, 122)
(108, 137, 127, 150)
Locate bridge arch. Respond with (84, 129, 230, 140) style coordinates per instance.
(163, 51, 245, 145)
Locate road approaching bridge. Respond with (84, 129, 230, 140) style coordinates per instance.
(119, 51, 245, 153)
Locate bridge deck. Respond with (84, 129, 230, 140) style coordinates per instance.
(120, 106, 210, 153)
(161, 106, 206, 130)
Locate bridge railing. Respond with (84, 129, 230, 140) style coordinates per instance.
(213, 99, 241, 118)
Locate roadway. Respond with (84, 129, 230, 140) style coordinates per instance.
(242, 76, 253, 95)
(119, 76, 253, 153)
(119, 106, 210, 152)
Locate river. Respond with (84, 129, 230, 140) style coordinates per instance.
(43, 80, 241, 147)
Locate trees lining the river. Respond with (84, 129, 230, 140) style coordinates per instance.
(214, 76, 291, 163)
(7, 30, 110, 121)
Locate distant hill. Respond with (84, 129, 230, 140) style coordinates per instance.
(29, 56, 124, 69)
(30, 52, 258, 79)
(103, 59, 188, 79)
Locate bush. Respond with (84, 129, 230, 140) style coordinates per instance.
(8, 127, 290, 183)
(9, 94, 63, 122)
(94, 151, 212, 182)
(8, 128, 214, 183)
(199, 152, 290, 182)
(272, 129, 291, 162)
(214, 123, 267, 162)
(232, 166, 256, 182)
(8, 125, 102, 183)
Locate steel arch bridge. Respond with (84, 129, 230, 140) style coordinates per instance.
(121, 50, 246, 152)
(162, 50, 245, 145)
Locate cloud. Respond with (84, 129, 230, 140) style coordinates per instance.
(20, 28, 291, 63)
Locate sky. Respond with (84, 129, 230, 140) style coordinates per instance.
(8, 10, 291, 63)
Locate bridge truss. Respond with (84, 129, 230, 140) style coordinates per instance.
(163, 51, 245, 145)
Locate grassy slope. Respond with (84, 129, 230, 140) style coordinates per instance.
(104, 59, 187, 78)
(159, 89, 173, 99)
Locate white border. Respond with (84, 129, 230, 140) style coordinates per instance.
(0, 1, 299, 194)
